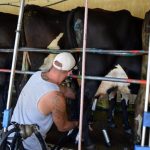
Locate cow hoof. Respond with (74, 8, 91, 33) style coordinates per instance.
(123, 124, 132, 135)
(124, 127, 132, 135)
(107, 121, 117, 128)
(134, 135, 141, 144)
(85, 144, 97, 150)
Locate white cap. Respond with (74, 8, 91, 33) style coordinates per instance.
(52, 52, 76, 71)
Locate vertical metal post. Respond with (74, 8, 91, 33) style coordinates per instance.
(3, 0, 25, 132)
(141, 36, 150, 146)
(78, 0, 88, 150)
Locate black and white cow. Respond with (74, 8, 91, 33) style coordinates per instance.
(0, 5, 145, 149)
(26, 6, 144, 149)
(0, 12, 19, 125)
(67, 7, 143, 149)
(22, 5, 144, 149)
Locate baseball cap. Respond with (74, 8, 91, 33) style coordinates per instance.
(52, 52, 76, 71)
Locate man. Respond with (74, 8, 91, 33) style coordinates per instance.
(11, 52, 78, 150)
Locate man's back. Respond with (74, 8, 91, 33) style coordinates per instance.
(11, 71, 59, 150)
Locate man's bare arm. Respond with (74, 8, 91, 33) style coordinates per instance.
(52, 91, 78, 132)
(59, 85, 76, 99)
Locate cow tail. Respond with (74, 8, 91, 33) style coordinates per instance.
(66, 8, 78, 48)
(66, 8, 84, 70)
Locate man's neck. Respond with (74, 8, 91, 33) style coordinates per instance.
(41, 71, 60, 85)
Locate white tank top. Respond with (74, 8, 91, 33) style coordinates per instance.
(11, 71, 59, 150)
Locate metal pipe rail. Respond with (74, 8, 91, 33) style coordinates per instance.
(0, 69, 146, 85)
(71, 75, 146, 85)
(141, 36, 150, 147)
(3, 0, 25, 133)
(0, 48, 148, 56)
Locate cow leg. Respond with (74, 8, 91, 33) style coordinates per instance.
(0, 77, 10, 128)
(76, 89, 96, 150)
(83, 108, 96, 150)
(107, 87, 117, 128)
(134, 85, 145, 143)
(0, 86, 4, 128)
(73, 99, 96, 150)
(120, 93, 132, 134)
(134, 114, 142, 144)
(0, 87, 8, 128)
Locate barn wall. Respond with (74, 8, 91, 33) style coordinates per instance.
(0, 0, 150, 18)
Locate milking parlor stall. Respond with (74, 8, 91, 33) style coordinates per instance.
(0, 0, 150, 150)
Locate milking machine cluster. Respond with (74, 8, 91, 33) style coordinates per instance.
(91, 97, 111, 147)
(0, 122, 47, 150)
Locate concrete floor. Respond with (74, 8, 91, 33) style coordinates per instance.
(46, 109, 134, 150)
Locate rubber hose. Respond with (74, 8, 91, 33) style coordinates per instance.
(0, 128, 18, 149)
(34, 131, 47, 150)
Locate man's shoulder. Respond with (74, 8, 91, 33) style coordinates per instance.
(38, 90, 63, 115)
(41, 90, 64, 104)
(48, 91, 64, 102)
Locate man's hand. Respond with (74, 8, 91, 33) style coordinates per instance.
(59, 85, 76, 99)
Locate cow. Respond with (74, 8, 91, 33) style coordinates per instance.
(23, 5, 73, 70)
(20, 5, 80, 92)
(134, 10, 150, 144)
(31, 6, 144, 149)
(95, 64, 131, 131)
(0, 12, 19, 127)
(67, 7, 143, 149)
(21, 5, 143, 148)
(0, 4, 78, 130)
(0, 9, 79, 150)
(0, 5, 144, 149)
